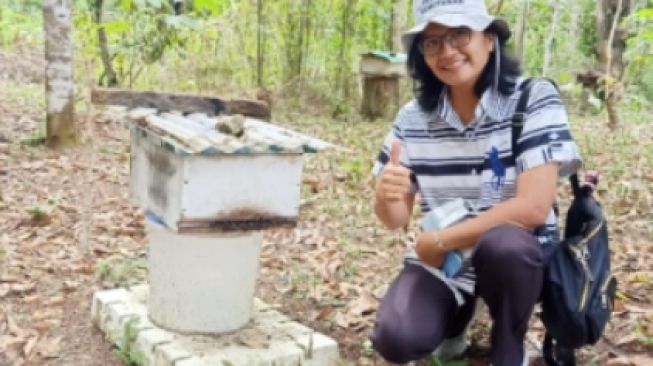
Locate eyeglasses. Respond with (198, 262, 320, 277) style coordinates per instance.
(418, 27, 473, 56)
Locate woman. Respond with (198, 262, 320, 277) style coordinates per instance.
(370, 0, 581, 365)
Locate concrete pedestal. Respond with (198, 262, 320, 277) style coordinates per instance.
(91, 285, 340, 366)
(147, 218, 262, 334)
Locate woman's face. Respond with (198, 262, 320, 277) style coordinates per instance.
(420, 23, 494, 91)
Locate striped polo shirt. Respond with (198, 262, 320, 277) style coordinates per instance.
(372, 78, 582, 303)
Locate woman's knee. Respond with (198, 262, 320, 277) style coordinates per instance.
(370, 264, 456, 363)
(472, 225, 542, 271)
(370, 320, 441, 364)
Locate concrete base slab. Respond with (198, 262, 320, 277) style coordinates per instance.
(92, 285, 340, 366)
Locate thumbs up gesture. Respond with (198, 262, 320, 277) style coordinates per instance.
(376, 140, 412, 203)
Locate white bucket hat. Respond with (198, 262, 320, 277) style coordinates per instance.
(402, 0, 511, 52)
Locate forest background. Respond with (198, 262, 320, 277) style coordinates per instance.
(0, 0, 652, 365)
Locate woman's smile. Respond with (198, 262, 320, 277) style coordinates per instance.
(439, 58, 467, 71)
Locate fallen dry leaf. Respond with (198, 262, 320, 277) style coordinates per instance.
(34, 336, 61, 359)
(46, 295, 64, 306)
(0, 274, 20, 283)
(313, 306, 335, 322)
(334, 311, 353, 328)
(0, 284, 10, 298)
(347, 292, 378, 316)
(0, 335, 27, 362)
(62, 280, 79, 291)
(614, 332, 638, 346)
(33, 318, 61, 332)
(607, 356, 636, 366)
(235, 330, 270, 349)
(10, 282, 35, 294)
(23, 334, 37, 357)
(623, 303, 652, 314)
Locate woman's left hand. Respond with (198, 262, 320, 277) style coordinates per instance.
(415, 232, 447, 267)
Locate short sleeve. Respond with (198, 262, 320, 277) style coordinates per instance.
(515, 80, 582, 178)
(372, 105, 418, 193)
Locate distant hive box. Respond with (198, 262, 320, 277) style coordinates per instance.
(360, 51, 407, 120)
(128, 111, 333, 233)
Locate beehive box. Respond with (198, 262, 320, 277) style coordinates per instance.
(128, 110, 333, 233)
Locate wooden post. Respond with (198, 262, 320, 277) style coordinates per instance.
(44, 0, 77, 148)
(360, 52, 406, 120)
(91, 88, 271, 120)
(361, 76, 400, 120)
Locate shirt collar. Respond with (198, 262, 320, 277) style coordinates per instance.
(435, 87, 503, 131)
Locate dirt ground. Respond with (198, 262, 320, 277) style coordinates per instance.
(1, 47, 652, 366)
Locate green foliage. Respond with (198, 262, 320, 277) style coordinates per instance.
(425, 354, 469, 366)
(0, 5, 42, 48)
(357, 0, 394, 50)
(2, 0, 653, 120)
(73, 0, 219, 86)
(20, 135, 47, 147)
(636, 318, 653, 346)
(112, 316, 145, 365)
(96, 255, 148, 287)
(625, 5, 653, 104)
(341, 157, 369, 187)
(27, 203, 54, 221)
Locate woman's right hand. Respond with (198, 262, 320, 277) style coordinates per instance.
(375, 140, 412, 203)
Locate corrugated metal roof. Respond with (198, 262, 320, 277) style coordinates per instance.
(362, 51, 407, 63)
(127, 109, 336, 155)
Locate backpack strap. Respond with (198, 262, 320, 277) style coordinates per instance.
(570, 171, 581, 198)
(511, 77, 560, 160)
(510, 78, 579, 188)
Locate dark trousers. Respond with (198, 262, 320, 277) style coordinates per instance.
(370, 225, 544, 365)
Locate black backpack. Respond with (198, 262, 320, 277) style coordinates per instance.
(512, 78, 617, 366)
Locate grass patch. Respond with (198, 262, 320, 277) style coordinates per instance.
(112, 316, 145, 366)
(96, 255, 148, 288)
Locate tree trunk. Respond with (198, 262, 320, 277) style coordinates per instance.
(282, 2, 307, 93)
(597, 0, 630, 130)
(568, 1, 581, 53)
(337, 0, 358, 103)
(542, 0, 560, 77)
(597, 0, 630, 79)
(298, 0, 311, 92)
(515, 0, 529, 63)
(391, 0, 407, 52)
(94, 0, 118, 87)
(361, 76, 400, 120)
(256, 0, 263, 88)
(44, 0, 77, 148)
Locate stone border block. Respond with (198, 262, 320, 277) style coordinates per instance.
(91, 288, 130, 329)
(154, 342, 193, 366)
(92, 286, 340, 366)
